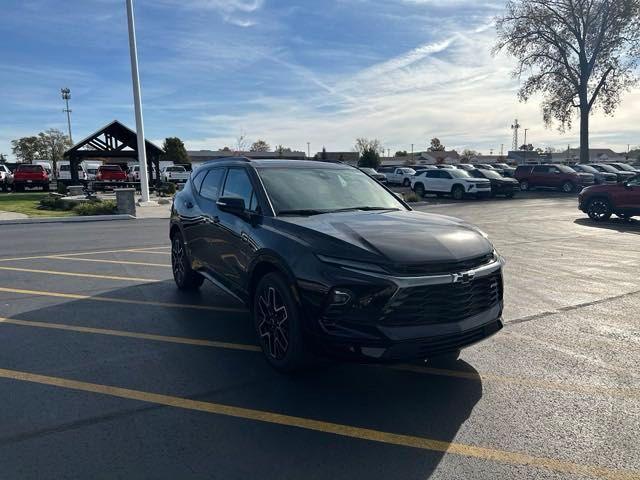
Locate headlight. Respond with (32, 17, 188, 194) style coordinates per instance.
(316, 254, 387, 274)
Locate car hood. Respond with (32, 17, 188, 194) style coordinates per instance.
(274, 210, 494, 265)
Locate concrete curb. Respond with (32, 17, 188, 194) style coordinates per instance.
(0, 214, 136, 226)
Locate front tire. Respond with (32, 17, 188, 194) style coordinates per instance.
(451, 185, 465, 201)
(587, 198, 612, 221)
(403, 178, 411, 187)
(519, 179, 530, 191)
(561, 181, 575, 193)
(253, 272, 310, 372)
(171, 233, 204, 290)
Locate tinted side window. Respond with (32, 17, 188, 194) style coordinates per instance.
(533, 166, 548, 173)
(441, 171, 452, 179)
(222, 168, 255, 210)
(200, 168, 225, 200)
(426, 170, 438, 178)
(192, 169, 207, 192)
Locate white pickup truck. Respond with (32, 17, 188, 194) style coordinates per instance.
(381, 167, 416, 186)
(411, 168, 491, 200)
(161, 165, 190, 183)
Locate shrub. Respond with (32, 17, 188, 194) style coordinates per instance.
(72, 200, 117, 216)
(39, 196, 75, 211)
(403, 192, 421, 203)
(158, 182, 176, 196)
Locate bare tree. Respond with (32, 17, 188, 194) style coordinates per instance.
(235, 132, 249, 153)
(354, 138, 382, 155)
(250, 140, 271, 152)
(495, 0, 640, 163)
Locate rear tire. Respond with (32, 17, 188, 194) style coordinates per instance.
(253, 272, 311, 373)
(519, 179, 530, 191)
(505, 192, 515, 199)
(587, 198, 612, 221)
(451, 185, 465, 201)
(171, 232, 204, 290)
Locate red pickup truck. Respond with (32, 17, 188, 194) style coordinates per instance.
(96, 165, 127, 182)
(13, 164, 50, 192)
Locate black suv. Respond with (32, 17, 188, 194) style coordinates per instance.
(170, 158, 504, 371)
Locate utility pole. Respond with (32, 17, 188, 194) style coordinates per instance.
(126, 0, 152, 204)
(60, 88, 73, 143)
(307, 142, 310, 159)
(500, 144, 504, 157)
(411, 143, 414, 164)
(523, 129, 529, 164)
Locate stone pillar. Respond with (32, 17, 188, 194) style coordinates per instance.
(115, 188, 136, 216)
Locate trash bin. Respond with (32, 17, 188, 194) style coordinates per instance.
(115, 188, 136, 216)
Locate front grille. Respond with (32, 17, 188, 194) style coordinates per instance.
(381, 271, 503, 326)
(386, 253, 494, 276)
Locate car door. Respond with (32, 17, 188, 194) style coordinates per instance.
(210, 167, 260, 294)
(438, 170, 453, 192)
(189, 167, 226, 271)
(617, 176, 640, 213)
(423, 170, 439, 191)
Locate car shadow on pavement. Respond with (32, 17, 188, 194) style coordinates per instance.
(5, 280, 484, 479)
(574, 217, 640, 235)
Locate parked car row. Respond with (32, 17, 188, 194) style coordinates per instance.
(410, 168, 518, 200)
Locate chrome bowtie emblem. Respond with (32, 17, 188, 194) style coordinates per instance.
(453, 272, 475, 284)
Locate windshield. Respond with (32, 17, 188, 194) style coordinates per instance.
(479, 169, 502, 179)
(614, 163, 636, 171)
(257, 167, 406, 215)
(359, 168, 376, 175)
(449, 169, 472, 178)
(594, 164, 619, 173)
(18, 165, 43, 173)
(575, 165, 597, 173)
(101, 166, 122, 171)
(401, 168, 415, 174)
(556, 165, 576, 173)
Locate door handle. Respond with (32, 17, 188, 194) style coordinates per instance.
(184, 200, 194, 209)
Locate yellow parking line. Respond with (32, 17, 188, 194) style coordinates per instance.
(0, 245, 169, 263)
(0, 318, 260, 352)
(0, 313, 636, 401)
(0, 266, 160, 283)
(46, 257, 170, 268)
(0, 368, 635, 479)
(0, 286, 246, 313)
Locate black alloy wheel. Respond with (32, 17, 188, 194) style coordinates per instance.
(253, 272, 310, 372)
(171, 233, 204, 290)
(451, 185, 465, 201)
(586, 198, 612, 221)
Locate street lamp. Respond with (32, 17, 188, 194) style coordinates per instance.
(126, 0, 152, 204)
(60, 88, 73, 143)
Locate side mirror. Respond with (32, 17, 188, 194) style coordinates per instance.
(216, 197, 246, 216)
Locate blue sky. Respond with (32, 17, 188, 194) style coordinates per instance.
(1, 0, 638, 159)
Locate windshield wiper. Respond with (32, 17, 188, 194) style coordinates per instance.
(329, 206, 401, 213)
(277, 209, 328, 216)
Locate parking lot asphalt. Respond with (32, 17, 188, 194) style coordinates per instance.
(0, 196, 638, 480)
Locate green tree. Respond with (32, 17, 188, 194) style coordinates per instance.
(395, 150, 408, 157)
(11, 136, 42, 163)
(358, 147, 381, 169)
(519, 144, 535, 151)
(428, 138, 445, 152)
(220, 146, 231, 152)
(161, 137, 191, 164)
(495, 0, 640, 164)
(37, 129, 72, 174)
(250, 140, 271, 152)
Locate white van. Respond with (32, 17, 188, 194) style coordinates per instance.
(33, 160, 53, 176)
(83, 162, 102, 181)
(57, 161, 88, 183)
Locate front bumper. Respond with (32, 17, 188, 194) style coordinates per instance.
(299, 256, 505, 362)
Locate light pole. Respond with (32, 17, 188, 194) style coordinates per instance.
(126, 0, 152, 204)
(411, 143, 414, 164)
(307, 142, 310, 159)
(60, 88, 73, 143)
(523, 128, 529, 164)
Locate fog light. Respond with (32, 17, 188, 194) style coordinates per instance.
(329, 289, 352, 306)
